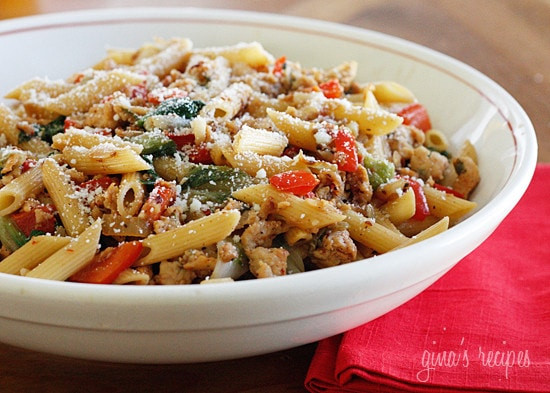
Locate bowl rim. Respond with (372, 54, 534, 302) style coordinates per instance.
(0, 7, 538, 315)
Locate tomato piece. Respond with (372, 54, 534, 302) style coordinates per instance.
(21, 159, 37, 173)
(432, 183, 464, 199)
(63, 118, 81, 130)
(167, 133, 195, 150)
(10, 211, 35, 237)
(80, 176, 118, 192)
(269, 170, 320, 196)
(69, 241, 143, 284)
(273, 56, 286, 76)
(404, 177, 430, 221)
(319, 79, 343, 99)
(141, 180, 177, 222)
(127, 82, 148, 100)
(397, 103, 432, 132)
(330, 128, 358, 172)
(188, 143, 213, 164)
(147, 88, 187, 105)
(10, 205, 56, 237)
(72, 73, 85, 84)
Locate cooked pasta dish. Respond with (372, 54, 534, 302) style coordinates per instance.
(0, 38, 479, 284)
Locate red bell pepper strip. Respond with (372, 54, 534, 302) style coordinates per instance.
(319, 79, 343, 99)
(405, 177, 430, 221)
(141, 180, 177, 222)
(330, 128, 358, 172)
(397, 103, 432, 132)
(188, 143, 213, 164)
(80, 176, 118, 192)
(10, 205, 56, 237)
(167, 133, 195, 150)
(432, 183, 464, 199)
(21, 159, 37, 173)
(272, 56, 286, 76)
(69, 241, 143, 284)
(269, 170, 320, 196)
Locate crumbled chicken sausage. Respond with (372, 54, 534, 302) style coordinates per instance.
(346, 165, 373, 207)
(240, 219, 286, 251)
(248, 247, 289, 278)
(310, 229, 357, 268)
(155, 260, 196, 285)
(409, 146, 448, 181)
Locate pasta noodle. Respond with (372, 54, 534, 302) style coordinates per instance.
(41, 158, 89, 236)
(266, 109, 317, 151)
(61, 144, 151, 175)
(424, 129, 449, 152)
(25, 219, 102, 281)
(0, 104, 21, 145)
(0, 236, 71, 274)
(45, 70, 147, 116)
(137, 210, 241, 265)
(116, 172, 145, 217)
(0, 165, 43, 216)
(232, 184, 346, 230)
(0, 37, 480, 285)
(232, 125, 288, 156)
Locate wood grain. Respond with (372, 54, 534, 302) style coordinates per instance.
(0, 1, 548, 392)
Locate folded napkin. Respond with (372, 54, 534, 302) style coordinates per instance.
(305, 164, 550, 392)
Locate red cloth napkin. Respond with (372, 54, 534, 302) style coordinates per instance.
(305, 164, 550, 393)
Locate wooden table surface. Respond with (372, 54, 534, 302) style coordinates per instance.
(0, 1, 548, 392)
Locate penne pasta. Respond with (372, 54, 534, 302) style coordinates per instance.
(26, 219, 102, 281)
(232, 184, 345, 230)
(62, 144, 151, 175)
(0, 236, 71, 275)
(372, 81, 415, 103)
(392, 216, 450, 250)
(132, 38, 192, 77)
(325, 99, 403, 135)
(266, 108, 317, 151)
(344, 209, 407, 253)
(137, 210, 241, 266)
(232, 125, 288, 156)
(45, 70, 146, 116)
(5, 77, 73, 101)
(198, 41, 275, 68)
(423, 185, 477, 220)
(381, 187, 416, 225)
(116, 172, 145, 217)
(0, 165, 44, 216)
(222, 147, 309, 177)
(425, 129, 449, 152)
(458, 140, 478, 164)
(202, 82, 252, 120)
(41, 158, 89, 236)
(52, 127, 143, 154)
(0, 104, 21, 145)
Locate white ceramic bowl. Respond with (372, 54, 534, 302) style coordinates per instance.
(0, 8, 537, 363)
